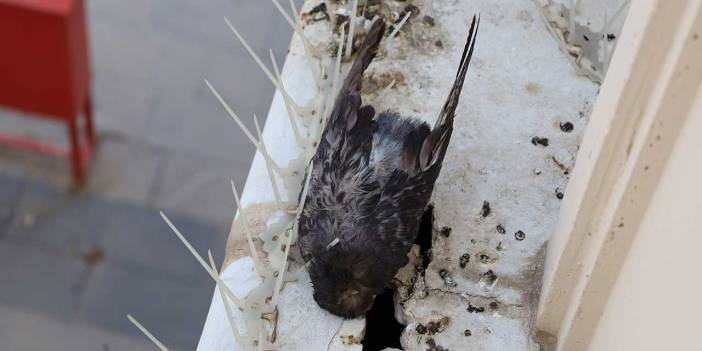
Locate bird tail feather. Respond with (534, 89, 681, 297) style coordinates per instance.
(419, 15, 480, 170)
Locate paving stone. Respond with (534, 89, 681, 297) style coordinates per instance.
(195, 51, 273, 160)
(0, 109, 67, 147)
(0, 242, 88, 319)
(147, 0, 277, 48)
(88, 0, 278, 50)
(101, 202, 225, 281)
(150, 150, 249, 230)
(79, 262, 213, 350)
(0, 105, 75, 190)
(0, 303, 186, 351)
(0, 173, 27, 234)
(86, 137, 164, 205)
(4, 184, 109, 256)
(0, 143, 71, 190)
(91, 71, 158, 141)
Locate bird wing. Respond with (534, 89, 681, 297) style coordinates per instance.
(359, 15, 481, 263)
(416, 15, 479, 172)
(373, 170, 432, 257)
(319, 18, 385, 165)
(299, 20, 387, 256)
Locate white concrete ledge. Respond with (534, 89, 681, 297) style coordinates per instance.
(197, 0, 603, 350)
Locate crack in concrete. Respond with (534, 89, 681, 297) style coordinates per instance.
(325, 323, 343, 351)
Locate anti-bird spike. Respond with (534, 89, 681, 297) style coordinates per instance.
(297, 15, 480, 318)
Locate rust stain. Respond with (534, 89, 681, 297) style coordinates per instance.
(222, 202, 279, 270)
(526, 82, 541, 95)
(361, 70, 406, 95)
(82, 247, 105, 267)
(340, 334, 363, 345)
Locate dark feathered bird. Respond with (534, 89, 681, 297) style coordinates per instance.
(298, 15, 480, 319)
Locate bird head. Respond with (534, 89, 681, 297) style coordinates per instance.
(307, 247, 385, 319)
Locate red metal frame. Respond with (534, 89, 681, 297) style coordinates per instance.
(0, 0, 93, 186)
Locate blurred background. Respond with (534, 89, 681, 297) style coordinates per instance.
(0, 0, 299, 350)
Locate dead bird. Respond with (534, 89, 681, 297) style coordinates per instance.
(298, 15, 480, 318)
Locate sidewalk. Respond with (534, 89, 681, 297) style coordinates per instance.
(0, 0, 296, 349)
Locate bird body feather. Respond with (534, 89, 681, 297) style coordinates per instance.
(298, 16, 480, 318)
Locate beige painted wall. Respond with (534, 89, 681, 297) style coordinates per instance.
(536, 1, 702, 348)
(587, 86, 702, 350)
